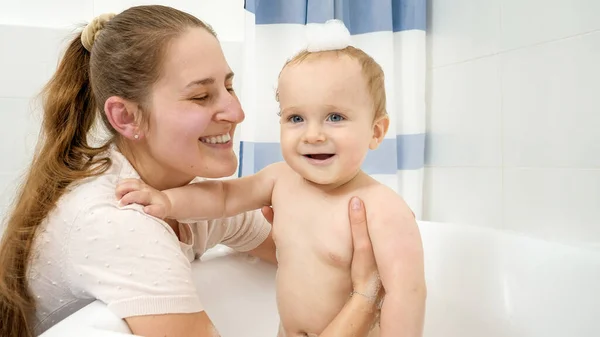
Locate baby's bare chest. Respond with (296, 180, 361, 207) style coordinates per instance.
(271, 181, 358, 264)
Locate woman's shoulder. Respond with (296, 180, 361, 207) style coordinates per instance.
(55, 177, 172, 235)
(49, 161, 173, 245)
(56, 145, 144, 219)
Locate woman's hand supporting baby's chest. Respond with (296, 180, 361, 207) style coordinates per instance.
(271, 176, 375, 336)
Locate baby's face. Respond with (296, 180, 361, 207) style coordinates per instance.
(277, 54, 382, 186)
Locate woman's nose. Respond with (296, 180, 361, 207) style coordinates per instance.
(216, 94, 245, 123)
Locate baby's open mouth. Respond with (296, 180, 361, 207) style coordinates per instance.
(304, 154, 335, 160)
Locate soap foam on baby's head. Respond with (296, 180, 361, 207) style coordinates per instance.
(274, 20, 390, 188)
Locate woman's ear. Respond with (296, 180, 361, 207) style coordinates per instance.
(369, 116, 389, 150)
(104, 96, 142, 140)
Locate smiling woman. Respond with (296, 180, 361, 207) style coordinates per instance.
(0, 5, 271, 337)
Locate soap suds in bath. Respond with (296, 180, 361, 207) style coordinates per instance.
(360, 272, 382, 301)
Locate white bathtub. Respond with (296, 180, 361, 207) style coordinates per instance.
(40, 221, 600, 337)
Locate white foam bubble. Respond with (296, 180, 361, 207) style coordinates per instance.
(362, 272, 382, 299)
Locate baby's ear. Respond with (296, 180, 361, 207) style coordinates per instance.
(369, 115, 389, 150)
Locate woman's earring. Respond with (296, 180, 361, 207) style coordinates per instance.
(134, 134, 139, 139)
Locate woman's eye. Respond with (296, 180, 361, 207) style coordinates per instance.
(192, 95, 209, 102)
(289, 115, 304, 123)
(327, 113, 345, 122)
(226, 87, 235, 93)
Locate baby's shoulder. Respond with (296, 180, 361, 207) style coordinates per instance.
(264, 162, 303, 185)
(256, 161, 295, 183)
(359, 180, 400, 199)
(360, 183, 413, 217)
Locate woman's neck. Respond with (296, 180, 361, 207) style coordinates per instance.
(115, 140, 194, 191)
(115, 140, 190, 239)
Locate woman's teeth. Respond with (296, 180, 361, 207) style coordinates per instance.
(200, 133, 231, 144)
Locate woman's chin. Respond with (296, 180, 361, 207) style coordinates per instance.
(196, 156, 239, 179)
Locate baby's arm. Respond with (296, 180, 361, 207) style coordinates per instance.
(366, 188, 426, 337)
(117, 162, 285, 221)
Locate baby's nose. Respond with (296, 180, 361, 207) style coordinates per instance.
(303, 124, 326, 143)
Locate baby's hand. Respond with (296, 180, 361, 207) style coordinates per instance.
(116, 179, 172, 219)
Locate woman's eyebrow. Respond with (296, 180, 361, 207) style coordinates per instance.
(184, 72, 235, 89)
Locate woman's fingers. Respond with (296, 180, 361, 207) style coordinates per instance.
(348, 196, 381, 299)
(348, 197, 371, 253)
(261, 206, 275, 225)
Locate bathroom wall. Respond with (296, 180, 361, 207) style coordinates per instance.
(0, 0, 245, 224)
(423, 0, 600, 248)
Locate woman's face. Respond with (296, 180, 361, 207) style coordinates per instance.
(144, 27, 244, 182)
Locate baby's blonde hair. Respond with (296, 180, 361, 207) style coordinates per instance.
(278, 46, 387, 120)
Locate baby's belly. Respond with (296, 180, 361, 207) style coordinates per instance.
(276, 256, 353, 335)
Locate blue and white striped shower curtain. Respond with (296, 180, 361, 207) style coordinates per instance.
(237, 0, 426, 218)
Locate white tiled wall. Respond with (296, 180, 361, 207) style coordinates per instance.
(0, 23, 66, 224)
(424, 0, 600, 248)
(0, 0, 245, 224)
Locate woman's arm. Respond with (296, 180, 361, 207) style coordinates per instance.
(67, 204, 217, 337)
(319, 293, 379, 337)
(245, 205, 277, 264)
(247, 230, 277, 264)
(318, 197, 382, 336)
(294, 197, 378, 336)
(126, 311, 219, 337)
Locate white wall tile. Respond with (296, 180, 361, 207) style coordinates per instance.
(425, 0, 600, 247)
(422, 167, 503, 228)
(502, 32, 600, 168)
(426, 56, 502, 167)
(0, 98, 41, 173)
(500, 0, 600, 51)
(0, 0, 93, 28)
(0, 25, 71, 98)
(428, 0, 500, 67)
(503, 168, 600, 247)
(93, 0, 245, 41)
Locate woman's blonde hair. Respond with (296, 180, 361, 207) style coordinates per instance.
(0, 5, 215, 336)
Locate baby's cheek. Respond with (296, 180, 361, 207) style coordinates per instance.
(343, 151, 368, 172)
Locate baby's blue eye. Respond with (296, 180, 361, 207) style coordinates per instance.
(289, 115, 304, 123)
(327, 113, 345, 122)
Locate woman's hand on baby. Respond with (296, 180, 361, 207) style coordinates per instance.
(348, 197, 384, 304)
(260, 206, 274, 224)
(116, 179, 172, 219)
